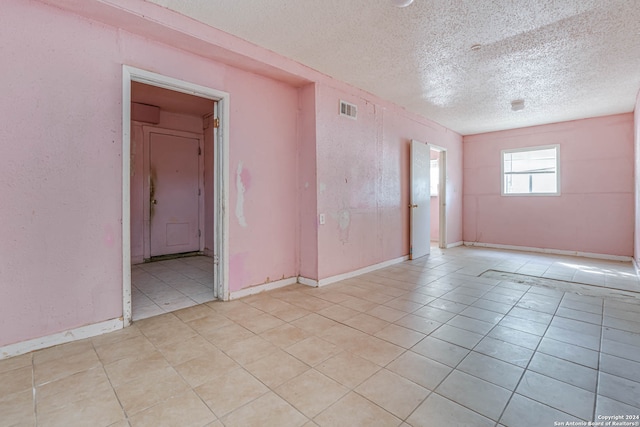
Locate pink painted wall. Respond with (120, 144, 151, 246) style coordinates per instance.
(634, 91, 640, 264)
(464, 114, 634, 257)
(315, 84, 463, 279)
(0, 0, 299, 346)
(0, 0, 466, 348)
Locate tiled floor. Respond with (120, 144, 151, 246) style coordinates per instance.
(132, 256, 215, 321)
(2, 246, 640, 426)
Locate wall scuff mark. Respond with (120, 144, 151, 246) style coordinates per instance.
(236, 161, 248, 227)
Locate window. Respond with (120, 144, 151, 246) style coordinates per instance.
(430, 159, 439, 196)
(502, 145, 560, 195)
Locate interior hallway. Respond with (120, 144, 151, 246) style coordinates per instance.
(1, 246, 639, 426)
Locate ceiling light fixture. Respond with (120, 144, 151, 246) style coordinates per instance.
(391, 0, 415, 7)
(511, 99, 525, 111)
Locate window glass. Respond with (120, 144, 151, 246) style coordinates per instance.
(502, 146, 559, 195)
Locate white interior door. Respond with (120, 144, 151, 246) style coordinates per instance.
(149, 132, 201, 257)
(410, 139, 431, 259)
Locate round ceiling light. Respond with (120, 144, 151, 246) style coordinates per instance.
(391, 0, 415, 7)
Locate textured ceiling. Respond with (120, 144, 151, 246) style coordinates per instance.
(146, 0, 640, 135)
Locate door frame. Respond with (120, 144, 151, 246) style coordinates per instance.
(122, 66, 230, 326)
(143, 127, 205, 259)
(429, 144, 447, 249)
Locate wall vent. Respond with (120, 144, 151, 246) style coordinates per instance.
(339, 100, 357, 119)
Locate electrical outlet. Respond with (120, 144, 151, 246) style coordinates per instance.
(319, 213, 326, 225)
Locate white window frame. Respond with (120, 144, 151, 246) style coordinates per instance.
(501, 144, 561, 196)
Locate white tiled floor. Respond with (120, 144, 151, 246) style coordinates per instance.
(3, 246, 640, 426)
(132, 256, 215, 321)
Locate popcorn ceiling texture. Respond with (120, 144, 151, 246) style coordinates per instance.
(146, 0, 640, 135)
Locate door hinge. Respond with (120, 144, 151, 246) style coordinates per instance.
(198, 229, 201, 237)
(213, 117, 220, 128)
(198, 147, 202, 155)
(198, 188, 201, 196)
(213, 254, 219, 265)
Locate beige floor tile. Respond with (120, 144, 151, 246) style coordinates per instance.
(317, 305, 360, 322)
(173, 304, 217, 323)
(37, 389, 125, 427)
(158, 335, 218, 366)
(316, 352, 380, 388)
(225, 335, 279, 366)
(374, 324, 426, 348)
(314, 392, 402, 427)
(235, 312, 285, 334)
(276, 369, 349, 418)
(128, 390, 216, 427)
(319, 324, 369, 348)
(221, 303, 264, 322)
(271, 304, 311, 322)
(260, 323, 310, 348)
(174, 350, 240, 388)
(407, 393, 494, 427)
(346, 335, 405, 366)
(244, 349, 310, 388)
(339, 296, 379, 313)
(114, 366, 189, 415)
(386, 351, 452, 390)
(95, 335, 156, 365)
(33, 340, 94, 365)
(355, 368, 429, 419)
(141, 321, 198, 348)
(286, 336, 342, 366)
(91, 326, 143, 349)
(37, 366, 113, 412)
(198, 323, 254, 351)
(195, 368, 268, 417)
(222, 392, 308, 427)
(0, 352, 32, 374)
(0, 389, 35, 426)
(384, 298, 424, 313)
(0, 365, 32, 396)
(186, 313, 235, 336)
(393, 314, 442, 335)
(291, 314, 340, 334)
(34, 350, 100, 386)
(103, 351, 170, 386)
(343, 313, 391, 334)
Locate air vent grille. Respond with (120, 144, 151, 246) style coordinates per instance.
(339, 100, 357, 119)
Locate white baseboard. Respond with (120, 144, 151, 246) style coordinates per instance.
(316, 255, 409, 287)
(463, 241, 633, 262)
(229, 277, 298, 300)
(446, 241, 463, 249)
(0, 318, 123, 360)
(297, 276, 319, 287)
(633, 258, 640, 277)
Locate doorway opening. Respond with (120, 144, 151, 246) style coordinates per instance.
(122, 66, 230, 325)
(430, 145, 447, 249)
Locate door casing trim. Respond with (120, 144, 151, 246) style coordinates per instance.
(122, 65, 230, 326)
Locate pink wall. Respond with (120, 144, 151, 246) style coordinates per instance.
(315, 84, 463, 279)
(0, 0, 300, 346)
(634, 91, 640, 264)
(0, 0, 466, 348)
(464, 114, 635, 257)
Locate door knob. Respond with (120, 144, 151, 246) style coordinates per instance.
(152, 199, 157, 205)
(409, 204, 418, 208)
